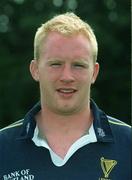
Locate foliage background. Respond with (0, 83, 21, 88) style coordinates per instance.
(0, 0, 131, 128)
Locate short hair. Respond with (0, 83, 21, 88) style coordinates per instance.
(34, 12, 98, 63)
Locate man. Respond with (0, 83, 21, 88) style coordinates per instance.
(0, 12, 131, 180)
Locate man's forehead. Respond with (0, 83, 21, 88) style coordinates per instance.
(45, 31, 89, 43)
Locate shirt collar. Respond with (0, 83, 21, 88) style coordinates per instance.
(18, 102, 41, 139)
(32, 123, 97, 166)
(91, 100, 114, 142)
(18, 100, 114, 142)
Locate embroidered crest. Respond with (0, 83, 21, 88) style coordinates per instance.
(97, 128, 105, 137)
(100, 157, 117, 179)
(26, 123, 30, 133)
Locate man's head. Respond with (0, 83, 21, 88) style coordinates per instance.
(34, 12, 98, 63)
(30, 13, 99, 115)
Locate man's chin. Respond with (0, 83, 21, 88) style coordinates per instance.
(53, 104, 80, 116)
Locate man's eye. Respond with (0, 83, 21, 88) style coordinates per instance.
(73, 64, 86, 68)
(50, 63, 61, 67)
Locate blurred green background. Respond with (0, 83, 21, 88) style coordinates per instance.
(0, 0, 131, 128)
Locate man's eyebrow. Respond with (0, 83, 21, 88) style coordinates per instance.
(47, 58, 62, 61)
(46, 58, 89, 64)
(46, 59, 62, 63)
(73, 59, 89, 64)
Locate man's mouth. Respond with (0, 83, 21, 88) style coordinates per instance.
(56, 88, 77, 97)
(57, 88, 77, 93)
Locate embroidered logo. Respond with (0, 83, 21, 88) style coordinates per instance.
(99, 157, 117, 180)
(26, 123, 30, 133)
(97, 128, 105, 137)
(2, 169, 34, 180)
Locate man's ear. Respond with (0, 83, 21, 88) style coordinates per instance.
(91, 63, 99, 84)
(29, 60, 39, 81)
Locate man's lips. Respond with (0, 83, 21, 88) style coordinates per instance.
(56, 88, 77, 94)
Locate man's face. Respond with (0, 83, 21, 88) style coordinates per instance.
(30, 32, 99, 115)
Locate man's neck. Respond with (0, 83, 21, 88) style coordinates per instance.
(37, 105, 92, 133)
(36, 105, 93, 158)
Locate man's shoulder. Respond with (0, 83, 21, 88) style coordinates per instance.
(107, 116, 131, 138)
(0, 119, 24, 141)
(107, 116, 131, 128)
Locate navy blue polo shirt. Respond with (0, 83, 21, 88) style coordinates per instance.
(0, 100, 131, 180)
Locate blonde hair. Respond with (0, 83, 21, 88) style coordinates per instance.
(34, 12, 98, 62)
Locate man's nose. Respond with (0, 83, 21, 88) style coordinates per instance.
(60, 65, 75, 83)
